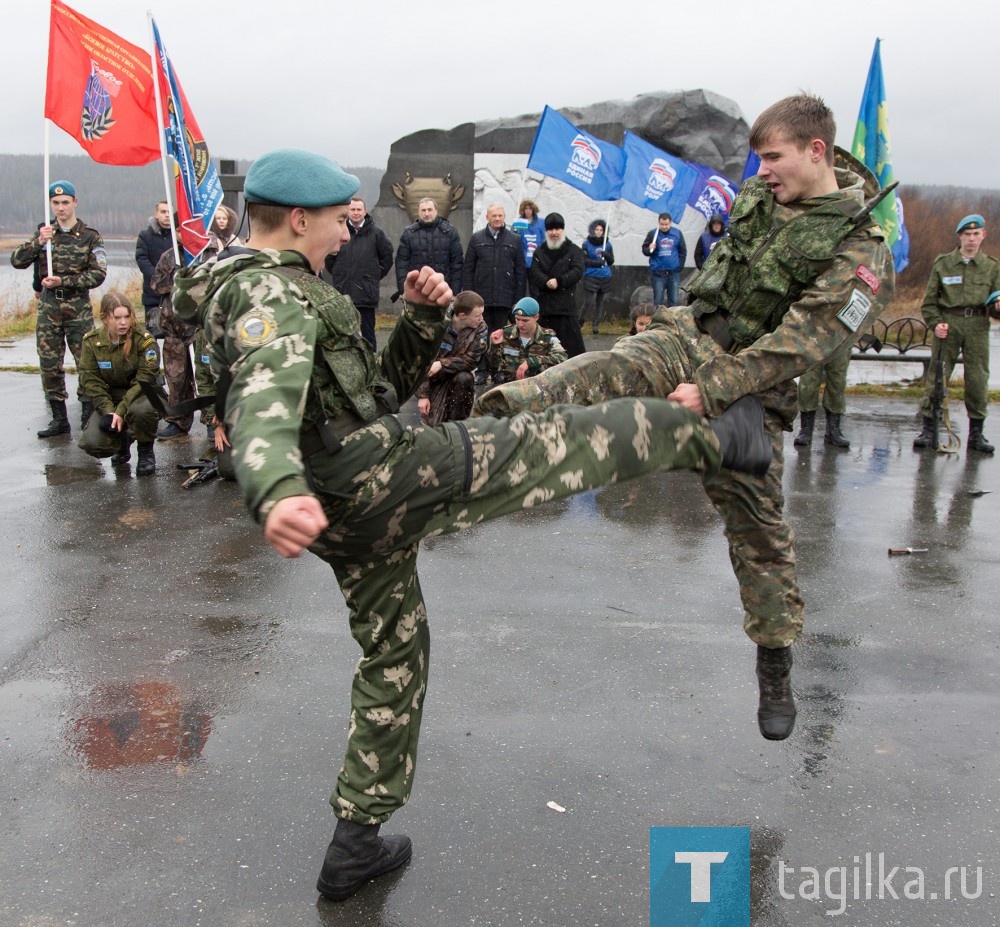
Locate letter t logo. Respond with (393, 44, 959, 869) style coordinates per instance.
(674, 851, 729, 902)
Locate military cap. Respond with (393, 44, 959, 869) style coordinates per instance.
(955, 214, 985, 233)
(244, 149, 360, 207)
(544, 212, 565, 230)
(512, 296, 540, 317)
(49, 180, 76, 198)
(986, 290, 1000, 307)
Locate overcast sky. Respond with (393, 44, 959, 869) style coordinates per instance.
(5, 0, 996, 190)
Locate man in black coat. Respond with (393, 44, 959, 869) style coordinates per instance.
(134, 200, 174, 337)
(324, 197, 393, 349)
(395, 198, 463, 296)
(529, 213, 587, 357)
(462, 203, 527, 383)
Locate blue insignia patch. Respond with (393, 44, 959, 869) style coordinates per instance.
(97, 360, 112, 369)
(145, 348, 158, 361)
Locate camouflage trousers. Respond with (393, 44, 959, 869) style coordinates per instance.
(36, 298, 94, 402)
(919, 314, 992, 421)
(797, 338, 852, 415)
(475, 305, 804, 652)
(193, 329, 217, 425)
(162, 336, 195, 432)
(305, 397, 724, 824)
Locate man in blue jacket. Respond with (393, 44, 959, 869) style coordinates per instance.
(641, 213, 687, 307)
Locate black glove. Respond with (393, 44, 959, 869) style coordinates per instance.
(98, 414, 117, 434)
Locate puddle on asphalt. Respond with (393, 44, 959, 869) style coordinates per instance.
(44, 463, 103, 486)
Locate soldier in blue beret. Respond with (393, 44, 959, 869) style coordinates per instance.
(913, 213, 1000, 453)
(173, 147, 771, 903)
(10, 179, 106, 438)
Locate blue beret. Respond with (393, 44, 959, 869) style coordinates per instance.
(244, 149, 360, 207)
(512, 297, 539, 317)
(956, 214, 985, 233)
(987, 291, 1000, 307)
(49, 180, 76, 198)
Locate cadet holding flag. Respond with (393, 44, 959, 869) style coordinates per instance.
(173, 147, 772, 902)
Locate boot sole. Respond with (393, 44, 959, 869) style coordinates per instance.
(316, 844, 412, 901)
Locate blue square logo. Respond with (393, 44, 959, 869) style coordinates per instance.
(650, 826, 750, 927)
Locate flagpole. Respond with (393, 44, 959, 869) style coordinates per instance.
(148, 12, 180, 265)
(43, 120, 53, 277)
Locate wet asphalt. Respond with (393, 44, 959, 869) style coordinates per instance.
(0, 346, 998, 927)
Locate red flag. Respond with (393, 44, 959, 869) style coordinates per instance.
(45, 0, 160, 166)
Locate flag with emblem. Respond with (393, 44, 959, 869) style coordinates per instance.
(44, 0, 160, 165)
(620, 131, 699, 222)
(527, 106, 625, 201)
(151, 17, 223, 262)
(852, 38, 909, 273)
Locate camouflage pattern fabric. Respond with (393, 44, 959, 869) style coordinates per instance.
(486, 323, 568, 384)
(918, 247, 1000, 421)
(172, 247, 729, 825)
(10, 219, 106, 402)
(193, 328, 217, 424)
(415, 317, 488, 426)
(796, 337, 853, 415)
(161, 336, 196, 432)
(78, 324, 162, 442)
(476, 151, 896, 651)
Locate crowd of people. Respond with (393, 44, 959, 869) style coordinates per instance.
(7, 91, 999, 905)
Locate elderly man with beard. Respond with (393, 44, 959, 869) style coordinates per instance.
(528, 212, 587, 357)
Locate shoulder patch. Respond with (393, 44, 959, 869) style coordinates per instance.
(235, 308, 278, 349)
(855, 265, 880, 294)
(140, 336, 156, 349)
(836, 289, 872, 333)
(144, 347, 158, 362)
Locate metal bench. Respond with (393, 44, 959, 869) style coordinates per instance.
(851, 316, 958, 378)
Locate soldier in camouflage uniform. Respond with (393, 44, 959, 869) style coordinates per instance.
(477, 95, 897, 743)
(486, 296, 568, 384)
(77, 292, 162, 474)
(10, 180, 107, 437)
(792, 337, 854, 449)
(913, 214, 1000, 454)
(172, 148, 771, 903)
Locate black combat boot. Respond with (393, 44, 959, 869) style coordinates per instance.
(80, 399, 95, 430)
(316, 819, 412, 902)
(37, 399, 71, 438)
(967, 419, 995, 455)
(792, 410, 815, 447)
(756, 645, 796, 740)
(710, 396, 771, 477)
(824, 412, 850, 448)
(110, 431, 133, 467)
(136, 441, 156, 476)
(912, 416, 936, 449)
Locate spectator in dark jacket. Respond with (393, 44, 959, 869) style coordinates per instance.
(462, 203, 526, 333)
(580, 218, 615, 335)
(529, 213, 587, 357)
(134, 200, 174, 336)
(395, 198, 463, 295)
(324, 197, 393, 349)
(694, 213, 727, 269)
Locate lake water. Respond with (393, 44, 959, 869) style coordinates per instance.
(0, 240, 141, 315)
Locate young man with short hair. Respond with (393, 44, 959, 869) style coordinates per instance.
(478, 94, 898, 743)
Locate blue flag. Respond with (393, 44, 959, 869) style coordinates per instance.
(687, 163, 739, 220)
(620, 131, 699, 221)
(741, 151, 760, 182)
(152, 18, 223, 262)
(527, 106, 625, 201)
(852, 38, 908, 273)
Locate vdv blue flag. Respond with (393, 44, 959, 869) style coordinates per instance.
(688, 163, 739, 220)
(741, 150, 760, 183)
(527, 106, 625, 201)
(852, 38, 908, 273)
(152, 18, 223, 262)
(620, 131, 699, 222)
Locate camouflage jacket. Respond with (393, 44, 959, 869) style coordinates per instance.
(919, 248, 1000, 327)
(683, 148, 896, 418)
(486, 323, 568, 383)
(172, 248, 446, 521)
(10, 220, 107, 302)
(78, 325, 160, 417)
(415, 318, 489, 400)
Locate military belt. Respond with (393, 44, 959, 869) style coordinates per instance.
(695, 309, 734, 351)
(944, 306, 988, 318)
(299, 410, 372, 458)
(46, 286, 89, 302)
